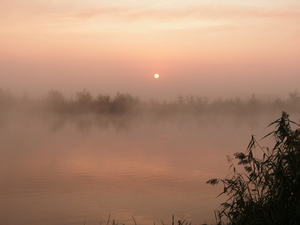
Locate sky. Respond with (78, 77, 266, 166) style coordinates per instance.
(1, 0, 300, 101)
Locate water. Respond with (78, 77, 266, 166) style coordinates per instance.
(0, 112, 280, 225)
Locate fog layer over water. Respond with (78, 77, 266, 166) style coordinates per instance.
(0, 108, 291, 225)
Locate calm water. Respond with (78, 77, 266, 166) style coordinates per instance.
(0, 112, 281, 225)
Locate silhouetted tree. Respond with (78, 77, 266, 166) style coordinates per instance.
(287, 90, 300, 111)
(45, 89, 66, 113)
(75, 88, 93, 112)
(95, 94, 111, 113)
(111, 92, 140, 113)
(247, 94, 262, 113)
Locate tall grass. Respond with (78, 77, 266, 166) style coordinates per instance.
(84, 214, 198, 225)
(207, 111, 300, 225)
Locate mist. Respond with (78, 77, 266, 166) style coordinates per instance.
(1, 0, 300, 224)
(1, 55, 299, 102)
(2, 87, 300, 224)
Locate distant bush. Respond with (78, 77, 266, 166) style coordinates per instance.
(207, 111, 300, 225)
(110, 92, 140, 114)
(73, 88, 94, 112)
(94, 94, 111, 113)
(45, 89, 66, 113)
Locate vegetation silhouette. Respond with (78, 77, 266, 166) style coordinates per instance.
(207, 111, 300, 225)
(1, 87, 300, 116)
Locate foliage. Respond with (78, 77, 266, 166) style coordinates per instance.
(110, 92, 140, 113)
(95, 93, 111, 113)
(46, 89, 66, 113)
(207, 111, 300, 225)
(74, 88, 94, 112)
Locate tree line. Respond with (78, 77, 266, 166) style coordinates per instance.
(0, 88, 300, 115)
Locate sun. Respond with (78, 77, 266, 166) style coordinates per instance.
(154, 74, 159, 79)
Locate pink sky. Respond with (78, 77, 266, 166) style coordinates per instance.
(1, 0, 299, 101)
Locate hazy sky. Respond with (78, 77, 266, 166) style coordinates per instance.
(1, 0, 299, 101)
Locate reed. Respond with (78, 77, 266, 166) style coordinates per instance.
(85, 214, 202, 225)
(207, 111, 300, 225)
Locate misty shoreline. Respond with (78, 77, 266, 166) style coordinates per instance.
(1, 88, 300, 116)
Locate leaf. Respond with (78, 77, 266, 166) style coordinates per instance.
(206, 179, 219, 185)
(234, 152, 246, 160)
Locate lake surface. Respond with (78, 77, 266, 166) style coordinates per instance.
(0, 111, 283, 225)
